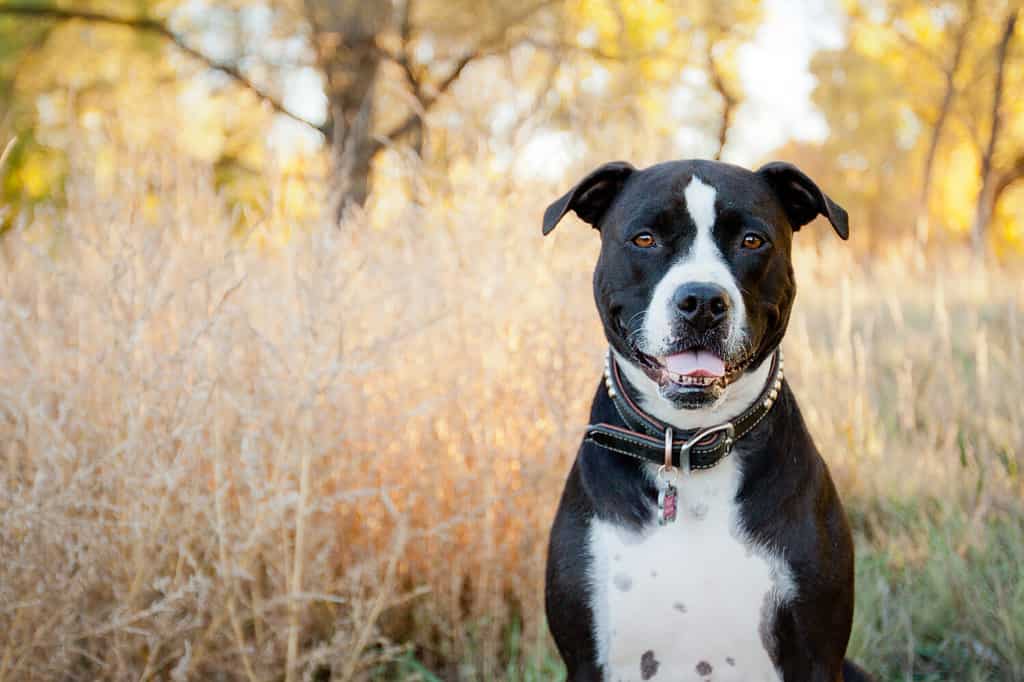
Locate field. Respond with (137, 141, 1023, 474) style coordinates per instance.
(1, 158, 1023, 682)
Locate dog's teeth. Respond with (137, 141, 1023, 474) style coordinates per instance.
(672, 373, 717, 386)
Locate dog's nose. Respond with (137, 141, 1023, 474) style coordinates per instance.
(672, 283, 731, 332)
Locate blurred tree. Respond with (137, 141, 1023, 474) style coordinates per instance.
(0, 0, 288, 223)
(303, 1, 388, 214)
(0, 0, 558, 218)
(698, 1, 757, 160)
(970, 8, 1018, 257)
(0, 0, 767, 222)
(881, 0, 977, 241)
(812, 0, 1023, 254)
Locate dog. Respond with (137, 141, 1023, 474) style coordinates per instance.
(542, 159, 873, 682)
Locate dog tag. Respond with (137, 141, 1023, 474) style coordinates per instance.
(658, 482, 678, 525)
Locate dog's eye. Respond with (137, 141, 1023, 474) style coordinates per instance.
(742, 233, 765, 250)
(631, 233, 656, 248)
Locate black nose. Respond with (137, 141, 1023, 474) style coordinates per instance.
(672, 282, 731, 332)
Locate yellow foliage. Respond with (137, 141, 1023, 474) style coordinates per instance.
(851, 22, 892, 60)
(903, 6, 943, 52)
(568, 0, 676, 57)
(995, 184, 1024, 254)
(16, 151, 60, 199)
(932, 141, 980, 236)
(817, 1, 1023, 255)
(93, 145, 117, 195)
(142, 192, 160, 224)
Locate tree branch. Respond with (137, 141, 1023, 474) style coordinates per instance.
(0, 4, 328, 135)
(970, 8, 1017, 252)
(375, 0, 558, 149)
(994, 153, 1024, 201)
(396, 0, 421, 98)
(893, 29, 945, 71)
(374, 48, 482, 150)
(520, 37, 669, 62)
(706, 43, 736, 161)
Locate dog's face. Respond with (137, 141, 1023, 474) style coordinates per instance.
(543, 159, 847, 409)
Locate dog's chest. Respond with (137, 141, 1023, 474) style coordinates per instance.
(586, 458, 790, 682)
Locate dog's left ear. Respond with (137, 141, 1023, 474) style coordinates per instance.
(542, 161, 636, 235)
(756, 162, 849, 240)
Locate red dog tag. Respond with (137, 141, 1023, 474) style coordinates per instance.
(658, 482, 678, 525)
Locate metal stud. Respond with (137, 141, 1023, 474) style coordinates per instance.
(769, 388, 778, 401)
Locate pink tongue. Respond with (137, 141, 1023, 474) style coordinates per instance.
(664, 351, 725, 378)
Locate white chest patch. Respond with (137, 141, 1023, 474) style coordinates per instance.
(587, 456, 794, 682)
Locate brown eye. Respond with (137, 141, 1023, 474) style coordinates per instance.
(742, 233, 764, 249)
(632, 233, 656, 248)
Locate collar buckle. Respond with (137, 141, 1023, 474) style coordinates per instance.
(662, 422, 737, 473)
(681, 421, 735, 461)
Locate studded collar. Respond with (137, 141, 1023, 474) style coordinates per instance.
(583, 349, 784, 472)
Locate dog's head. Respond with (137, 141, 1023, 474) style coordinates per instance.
(543, 159, 847, 409)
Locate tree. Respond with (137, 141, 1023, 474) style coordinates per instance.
(0, 0, 557, 219)
(697, 3, 757, 160)
(0, 0, 774, 222)
(889, 0, 977, 242)
(810, 0, 1024, 253)
(303, 1, 389, 214)
(970, 8, 1018, 256)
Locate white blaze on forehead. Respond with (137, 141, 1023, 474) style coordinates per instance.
(641, 175, 747, 357)
(684, 174, 717, 234)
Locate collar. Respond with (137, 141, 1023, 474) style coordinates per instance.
(584, 348, 784, 472)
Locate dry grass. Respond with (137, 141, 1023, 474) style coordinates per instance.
(1, 151, 1022, 681)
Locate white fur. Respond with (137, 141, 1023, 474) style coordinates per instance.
(642, 176, 747, 358)
(588, 449, 795, 682)
(593, 345, 792, 680)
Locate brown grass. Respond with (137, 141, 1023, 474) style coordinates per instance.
(1, 151, 1022, 681)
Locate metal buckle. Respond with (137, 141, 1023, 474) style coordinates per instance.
(681, 422, 736, 462)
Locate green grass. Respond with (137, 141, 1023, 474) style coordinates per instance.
(849, 503, 1024, 681)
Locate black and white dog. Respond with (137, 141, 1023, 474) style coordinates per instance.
(542, 159, 872, 682)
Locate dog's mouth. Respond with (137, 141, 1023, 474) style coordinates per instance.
(631, 344, 754, 393)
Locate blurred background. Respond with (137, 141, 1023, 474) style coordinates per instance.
(0, 1, 1022, 681)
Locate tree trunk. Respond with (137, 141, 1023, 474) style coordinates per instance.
(706, 43, 735, 162)
(970, 9, 1017, 257)
(916, 0, 973, 244)
(304, 0, 392, 221)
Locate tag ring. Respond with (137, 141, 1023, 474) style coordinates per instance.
(656, 426, 675, 481)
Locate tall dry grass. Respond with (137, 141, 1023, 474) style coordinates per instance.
(1, 149, 1022, 681)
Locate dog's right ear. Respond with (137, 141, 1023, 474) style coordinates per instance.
(542, 161, 635, 235)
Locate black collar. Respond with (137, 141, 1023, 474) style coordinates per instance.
(584, 349, 784, 472)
